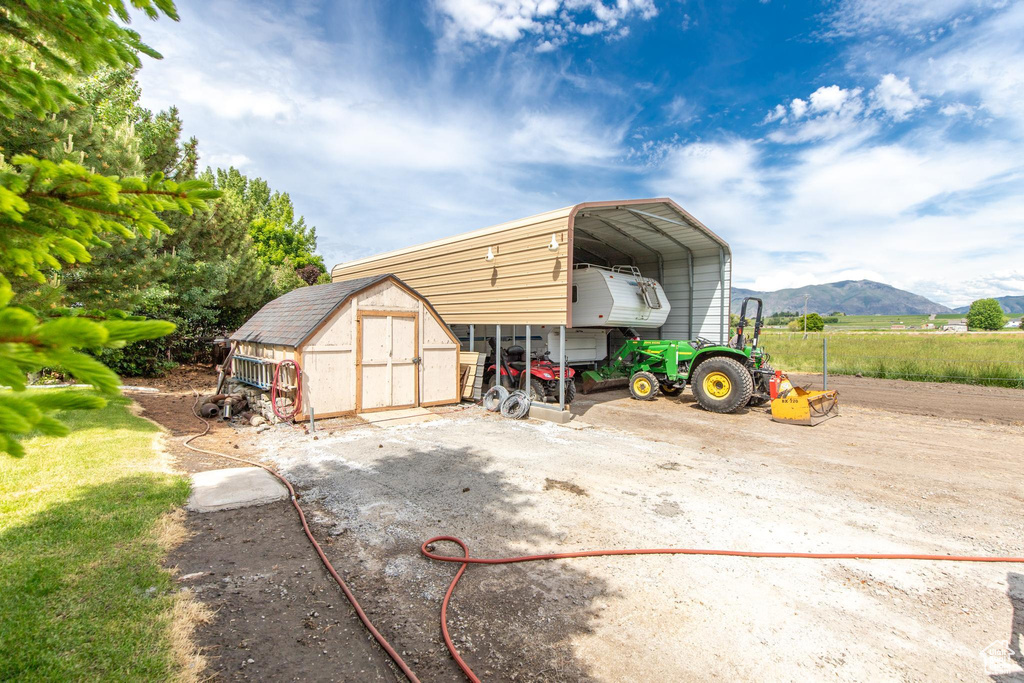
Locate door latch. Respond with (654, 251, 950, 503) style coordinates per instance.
(412, 356, 421, 364)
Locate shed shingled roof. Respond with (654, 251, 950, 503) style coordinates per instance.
(229, 274, 392, 347)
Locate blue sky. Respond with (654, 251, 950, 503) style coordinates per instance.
(135, 0, 1024, 306)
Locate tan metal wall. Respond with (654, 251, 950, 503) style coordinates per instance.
(331, 208, 573, 326)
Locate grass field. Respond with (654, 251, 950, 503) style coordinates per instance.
(810, 313, 1024, 331)
(761, 330, 1024, 388)
(0, 395, 190, 680)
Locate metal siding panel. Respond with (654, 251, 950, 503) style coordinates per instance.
(333, 215, 571, 325)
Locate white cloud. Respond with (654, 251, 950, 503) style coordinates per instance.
(650, 125, 1024, 303)
(808, 84, 860, 113)
(203, 152, 252, 168)
(766, 86, 868, 144)
(665, 95, 698, 124)
(434, 0, 657, 48)
(906, 2, 1024, 132)
(789, 98, 808, 119)
(762, 103, 786, 124)
(822, 0, 1007, 38)
(869, 73, 928, 120)
(939, 102, 976, 118)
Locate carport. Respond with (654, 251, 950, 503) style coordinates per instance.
(332, 198, 732, 413)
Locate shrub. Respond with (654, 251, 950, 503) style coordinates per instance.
(966, 298, 1005, 331)
(787, 313, 825, 332)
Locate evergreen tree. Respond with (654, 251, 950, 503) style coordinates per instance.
(0, 0, 220, 456)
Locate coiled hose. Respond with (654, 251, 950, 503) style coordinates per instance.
(183, 390, 1024, 683)
(271, 359, 302, 422)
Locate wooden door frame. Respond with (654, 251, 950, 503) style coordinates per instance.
(355, 309, 420, 413)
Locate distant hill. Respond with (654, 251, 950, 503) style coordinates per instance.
(731, 280, 952, 315)
(952, 295, 1024, 314)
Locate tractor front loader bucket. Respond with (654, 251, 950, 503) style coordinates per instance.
(770, 385, 839, 426)
(580, 369, 629, 394)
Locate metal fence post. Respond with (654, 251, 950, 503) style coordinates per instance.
(823, 337, 828, 389)
(469, 324, 474, 352)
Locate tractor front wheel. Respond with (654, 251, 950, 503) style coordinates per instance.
(629, 371, 659, 401)
(691, 357, 753, 413)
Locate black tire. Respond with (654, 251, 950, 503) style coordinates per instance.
(564, 377, 577, 404)
(522, 376, 547, 403)
(629, 371, 659, 401)
(486, 371, 512, 391)
(660, 383, 683, 397)
(691, 357, 753, 413)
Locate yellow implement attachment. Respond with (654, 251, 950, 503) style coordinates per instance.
(771, 384, 839, 426)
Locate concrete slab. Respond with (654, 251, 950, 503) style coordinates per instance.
(528, 403, 573, 424)
(186, 467, 288, 513)
(357, 407, 439, 427)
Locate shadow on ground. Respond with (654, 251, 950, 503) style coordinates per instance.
(991, 572, 1024, 682)
(275, 442, 615, 681)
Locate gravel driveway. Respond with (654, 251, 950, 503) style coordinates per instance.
(255, 399, 1024, 682)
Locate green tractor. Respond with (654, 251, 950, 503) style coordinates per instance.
(580, 297, 774, 413)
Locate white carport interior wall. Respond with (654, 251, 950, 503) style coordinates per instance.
(570, 203, 730, 344)
(331, 199, 732, 409)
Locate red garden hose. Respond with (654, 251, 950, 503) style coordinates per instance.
(419, 537, 1024, 683)
(271, 359, 302, 422)
(182, 391, 1024, 683)
(184, 391, 420, 683)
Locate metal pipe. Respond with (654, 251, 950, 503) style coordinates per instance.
(469, 324, 474, 352)
(558, 325, 566, 411)
(586, 215, 664, 284)
(574, 227, 636, 266)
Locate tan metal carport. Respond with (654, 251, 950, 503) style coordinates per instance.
(332, 198, 732, 412)
(333, 198, 731, 341)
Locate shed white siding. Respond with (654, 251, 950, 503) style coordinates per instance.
(231, 277, 461, 420)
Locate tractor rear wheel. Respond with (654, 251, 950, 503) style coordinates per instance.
(691, 357, 753, 413)
(629, 371, 659, 401)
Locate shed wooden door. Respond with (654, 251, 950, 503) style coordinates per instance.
(356, 311, 419, 412)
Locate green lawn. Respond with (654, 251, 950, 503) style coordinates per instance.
(761, 330, 1024, 388)
(0, 395, 190, 681)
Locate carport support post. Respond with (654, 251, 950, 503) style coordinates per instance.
(525, 325, 531, 397)
(558, 325, 566, 410)
(469, 324, 474, 352)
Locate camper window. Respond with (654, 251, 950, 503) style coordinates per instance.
(572, 285, 578, 303)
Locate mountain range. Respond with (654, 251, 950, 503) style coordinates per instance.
(730, 280, 954, 315)
(730, 280, 1024, 316)
(951, 296, 1024, 314)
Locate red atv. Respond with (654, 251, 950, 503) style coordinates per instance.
(483, 338, 577, 404)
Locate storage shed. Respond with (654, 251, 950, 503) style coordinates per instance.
(229, 275, 460, 419)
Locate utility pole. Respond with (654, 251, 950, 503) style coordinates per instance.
(803, 293, 809, 339)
